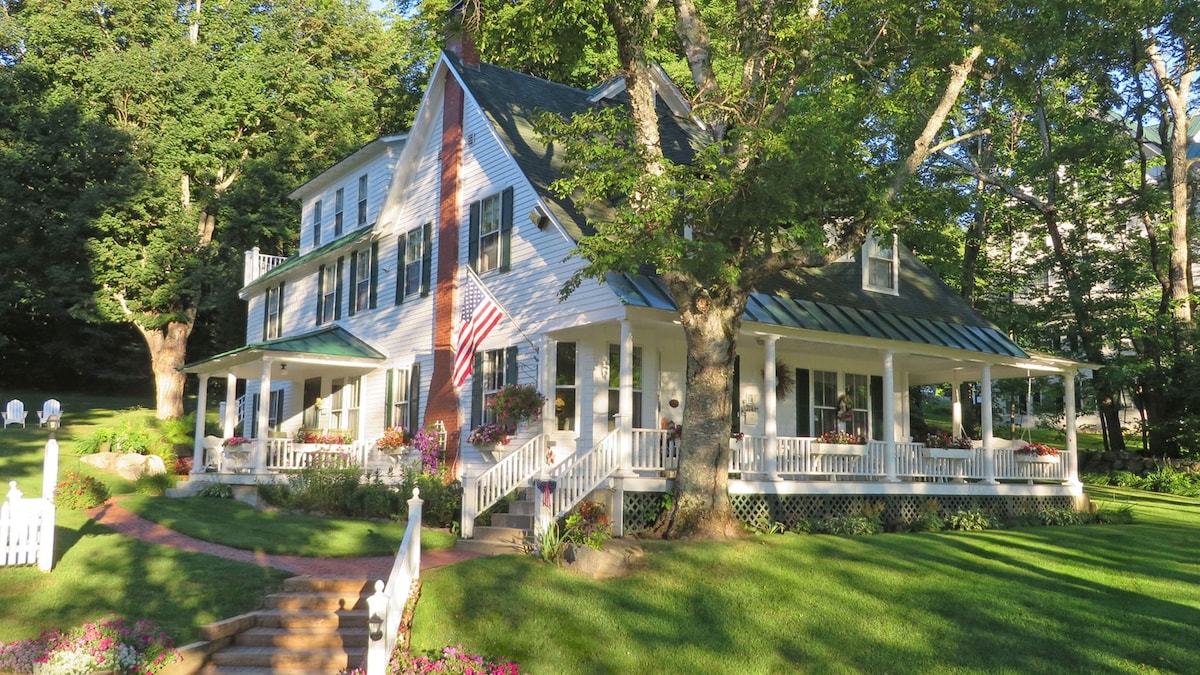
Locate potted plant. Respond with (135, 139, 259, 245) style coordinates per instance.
(811, 429, 867, 456)
(376, 425, 413, 456)
(921, 431, 974, 460)
(487, 384, 546, 428)
(1014, 442, 1061, 464)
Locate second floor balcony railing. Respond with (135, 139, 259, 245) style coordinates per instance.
(244, 247, 289, 286)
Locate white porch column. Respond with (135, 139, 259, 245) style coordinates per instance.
(763, 336, 779, 480)
(1026, 377, 1034, 423)
(981, 364, 997, 484)
(618, 319, 635, 474)
(951, 370, 963, 439)
(223, 373, 238, 438)
(1064, 369, 1080, 485)
(255, 360, 272, 474)
(883, 350, 899, 482)
(192, 374, 210, 476)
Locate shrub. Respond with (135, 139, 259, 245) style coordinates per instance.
(344, 645, 519, 675)
(1039, 508, 1083, 526)
(564, 500, 612, 549)
(1087, 503, 1134, 525)
(813, 514, 881, 536)
(53, 472, 110, 510)
(945, 508, 997, 531)
(0, 615, 180, 674)
(414, 470, 463, 528)
(173, 456, 194, 475)
(286, 456, 361, 515)
(135, 472, 174, 496)
(910, 499, 945, 532)
(198, 482, 234, 499)
(346, 480, 402, 520)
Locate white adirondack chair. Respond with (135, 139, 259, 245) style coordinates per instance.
(2, 400, 26, 428)
(37, 399, 62, 427)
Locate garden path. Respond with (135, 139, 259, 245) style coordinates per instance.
(85, 496, 483, 579)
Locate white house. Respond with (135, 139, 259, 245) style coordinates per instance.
(182, 43, 1089, 536)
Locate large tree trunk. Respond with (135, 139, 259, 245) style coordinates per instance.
(137, 320, 192, 420)
(662, 281, 745, 538)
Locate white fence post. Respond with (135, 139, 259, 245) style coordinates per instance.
(365, 580, 388, 674)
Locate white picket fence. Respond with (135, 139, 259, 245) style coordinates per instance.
(1, 482, 53, 572)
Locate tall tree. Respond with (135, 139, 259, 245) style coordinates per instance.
(2, 0, 398, 417)
(528, 0, 989, 537)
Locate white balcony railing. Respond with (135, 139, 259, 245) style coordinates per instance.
(244, 247, 289, 286)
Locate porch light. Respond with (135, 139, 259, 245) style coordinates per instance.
(279, 362, 288, 375)
(368, 612, 384, 642)
(45, 415, 59, 439)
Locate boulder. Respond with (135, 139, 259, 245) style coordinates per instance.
(563, 539, 644, 579)
(80, 452, 168, 481)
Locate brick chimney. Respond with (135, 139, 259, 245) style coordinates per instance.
(445, 1, 480, 67)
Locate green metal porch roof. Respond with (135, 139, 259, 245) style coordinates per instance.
(244, 227, 373, 291)
(181, 326, 385, 372)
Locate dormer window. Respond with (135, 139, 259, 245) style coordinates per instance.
(863, 233, 899, 295)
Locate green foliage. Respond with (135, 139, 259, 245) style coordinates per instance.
(196, 482, 233, 499)
(53, 472, 110, 511)
(412, 470, 463, 529)
(1084, 466, 1200, 498)
(134, 472, 174, 496)
(944, 509, 998, 532)
(910, 499, 946, 533)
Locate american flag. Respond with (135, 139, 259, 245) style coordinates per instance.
(452, 270, 504, 386)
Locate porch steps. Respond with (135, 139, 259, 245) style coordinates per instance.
(197, 576, 371, 674)
(455, 493, 536, 555)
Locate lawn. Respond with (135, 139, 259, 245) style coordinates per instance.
(4, 392, 1198, 673)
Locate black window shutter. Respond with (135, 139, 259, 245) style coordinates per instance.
(500, 186, 514, 272)
(334, 257, 344, 320)
(408, 363, 421, 432)
(505, 346, 519, 385)
(384, 369, 394, 428)
(261, 290, 269, 341)
(870, 375, 884, 441)
(468, 201, 480, 272)
(471, 353, 484, 427)
(348, 253, 359, 316)
(420, 222, 432, 297)
(795, 368, 811, 437)
(369, 243, 379, 309)
(316, 265, 325, 326)
(395, 235, 407, 305)
(249, 393, 260, 438)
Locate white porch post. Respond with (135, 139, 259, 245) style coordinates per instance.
(223, 373, 238, 438)
(981, 364, 997, 484)
(192, 375, 210, 476)
(619, 319, 634, 472)
(951, 370, 963, 439)
(883, 350, 899, 482)
(763, 336, 779, 480)
(255, 361, 272, 474)
(1064, 369, 1080, 485)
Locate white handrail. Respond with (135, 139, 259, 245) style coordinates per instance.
(460, 435, 545, 538)
(366, 489, 422, 675)
(547, 430, 620, 521)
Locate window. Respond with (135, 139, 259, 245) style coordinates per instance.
(845, 373, 869, 438)
(313, 200, 322, 248)
(357, 174, 368, 227)
(863, 233, 898, 294)
(334, 188, 345, 237)
(349, 245, 376, 315)
(303, 378, 321, 428)
(268, 389, 284, 433)
(469, 187, 513, 274)
(608, 344, 643, 429)
(263, 283, 284, 340)
(330, 377, 360, 434)
(471, 347, 517, 427)
(813, 370, 838, 436)
(397, 224, 432, 301)
(554, 342, 577, 431)
(316, 260, 342, 325)
(386, 366, 420, 431)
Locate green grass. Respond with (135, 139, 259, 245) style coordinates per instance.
(412, 489, 1200, 674)
(120, 495, 458, 556)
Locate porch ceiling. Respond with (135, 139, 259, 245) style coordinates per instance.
(180, 326, 386, 380)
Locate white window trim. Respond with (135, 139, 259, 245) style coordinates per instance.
(862, 233, 899, 296)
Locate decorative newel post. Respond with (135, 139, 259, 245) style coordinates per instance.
(365, 580, 387, 675)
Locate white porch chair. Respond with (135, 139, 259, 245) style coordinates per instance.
(37, 399, 61, 427)
(202, 435, 224, 472)
(2, 400, 26, 428)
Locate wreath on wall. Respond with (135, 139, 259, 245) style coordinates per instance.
(836, 393, 855, 422)
(765, 362, 796, 399)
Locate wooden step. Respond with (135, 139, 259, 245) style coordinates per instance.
(254, 608, 367, 630)
(233, 626, 368, 649)
(282, 576, 371, 594)
(206, 645, 364, 670)
(262, 590, 367, 611)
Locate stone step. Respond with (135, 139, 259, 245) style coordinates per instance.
(255, 608, 368, 631)
(234, 626, 368, 649)
(491, 512, 534, 530)
(199, 666, 335, 675)
(470, 524, 528, 545)
(263, 590, 367, 611)
(207, 645, 364, 671)
(283, 575, 371, 594)
(507, 498, 537, 516)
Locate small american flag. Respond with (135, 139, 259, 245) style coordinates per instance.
(452, 270, 504, 386)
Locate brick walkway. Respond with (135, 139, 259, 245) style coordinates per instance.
(86, 497, 483, 580)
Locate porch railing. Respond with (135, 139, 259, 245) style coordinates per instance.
(365, 488, 422, 675)
(461, 435, 546, 539)
(262, 438, 375, 472)
(546, 430, 619, 521)
(244, 247, 289, 286)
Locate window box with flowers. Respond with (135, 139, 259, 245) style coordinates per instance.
(811, 430, 867, 457)
(1014, 442, 1060, 464)
(376, 425, 414, 461)
(920, 431, 974, 460)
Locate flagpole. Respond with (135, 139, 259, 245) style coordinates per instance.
(464, 267, 540, 360)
